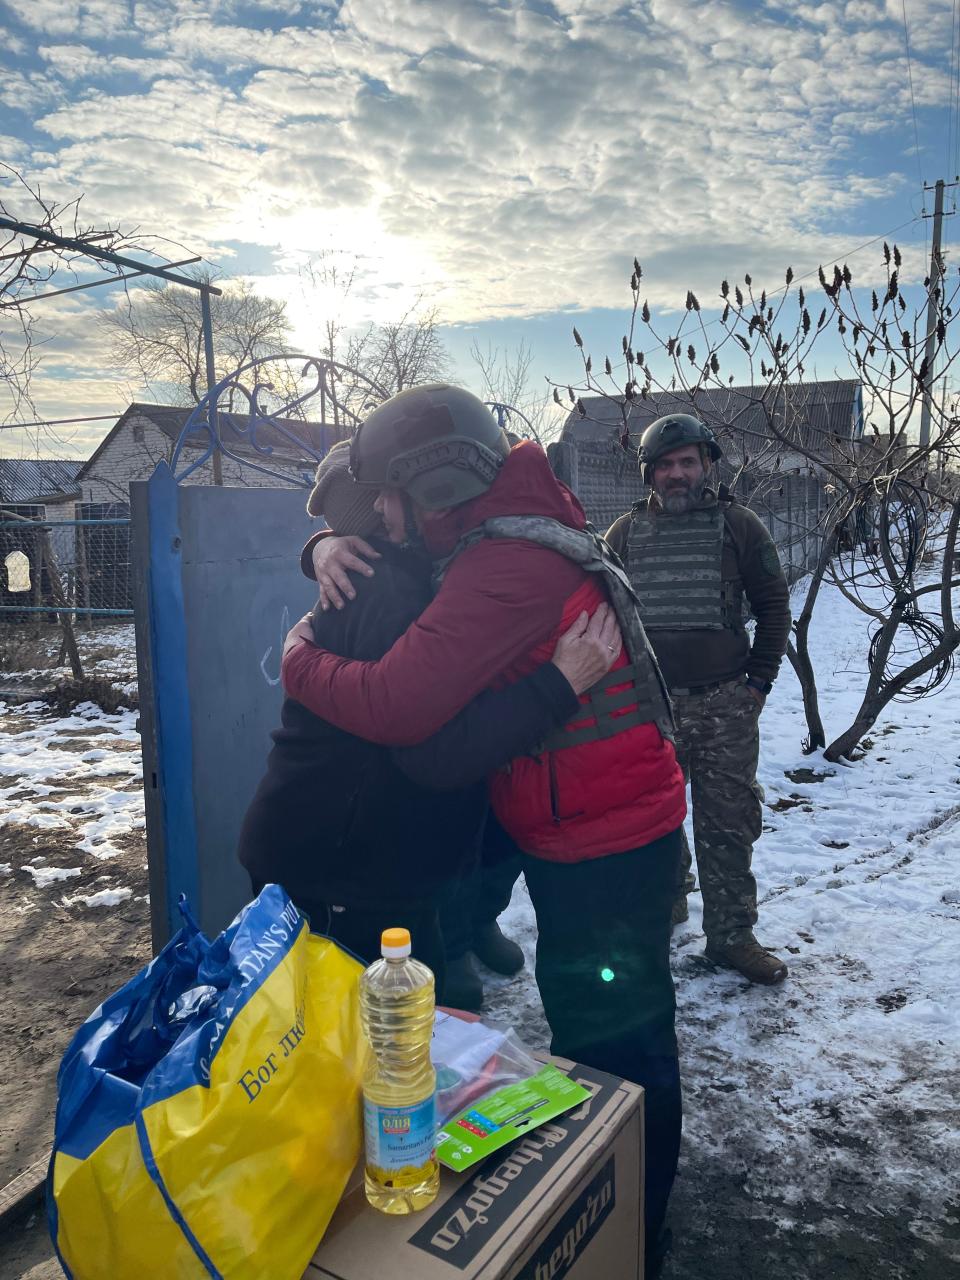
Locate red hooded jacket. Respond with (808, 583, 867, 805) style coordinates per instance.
(283, 442, 685, 861)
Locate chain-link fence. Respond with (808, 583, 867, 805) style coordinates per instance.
(548, 436, 832, 583)
(0, 505, 131, 617)
(0, 506, 134, 690)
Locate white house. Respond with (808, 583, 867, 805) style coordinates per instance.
(75, 402, 338, 507)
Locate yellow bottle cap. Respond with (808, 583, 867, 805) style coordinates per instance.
(381, 927, 412, 957)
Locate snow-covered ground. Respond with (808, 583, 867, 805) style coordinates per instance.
(0, 621, 138, 697)
(0, 623, 142, 910)
(0, 632, 151, 1204)
(3, 592, 959, 1274)
(0, 700, 145, 902)
(486, 569, 960, 1276)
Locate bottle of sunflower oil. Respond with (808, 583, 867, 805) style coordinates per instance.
(359, 927, 439, 1214)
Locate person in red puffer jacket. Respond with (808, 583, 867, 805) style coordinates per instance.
(282, 385, 685, 1270)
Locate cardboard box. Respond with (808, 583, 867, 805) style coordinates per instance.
(305, 1061, 644, 1280)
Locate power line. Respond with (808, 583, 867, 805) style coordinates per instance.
(947, 0, 957, 185)
(901, 0, 928, 251)
(672, 215, 922, 342)
(0, 256, 201, 310)
(0, 413, 120, 431)
(795, 216, 921, 286)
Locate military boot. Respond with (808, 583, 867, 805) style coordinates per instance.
(704, 936, 788, 985)
(472, 921, 525, 976)
(443, 953, 484, 1012)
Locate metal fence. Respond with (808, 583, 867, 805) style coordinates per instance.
(0, 508, 132, 631)
(548, 436, 831, 583)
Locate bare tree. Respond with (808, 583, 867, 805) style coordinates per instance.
(346, 298, 451, 399)
(297, 248, 358, 365)
(0, 164, 132, 433)
(470, 338, 563, 444)
(99, 272, 290, 406)
(554, 247, 960, 761)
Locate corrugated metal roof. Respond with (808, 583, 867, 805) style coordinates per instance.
(0, 458, 82, 504)
(563, 379, 863, 452)
(131, 403, 337, 457)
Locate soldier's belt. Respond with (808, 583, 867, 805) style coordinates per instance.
(669, 676, 744, 697)
(538, 662, 662, 752)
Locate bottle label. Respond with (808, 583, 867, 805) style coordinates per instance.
(364, 1094, 436, 1187)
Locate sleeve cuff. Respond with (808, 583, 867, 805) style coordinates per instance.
(746, 667, 778, 686)
(300, 530, 330, 580)
(534, 663, 582, 723)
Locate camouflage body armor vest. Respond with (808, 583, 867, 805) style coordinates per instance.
(626, 502, 744, 631)
(434, 516, 675, 747)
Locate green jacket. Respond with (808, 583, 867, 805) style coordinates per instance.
(606, 489, 791, 690)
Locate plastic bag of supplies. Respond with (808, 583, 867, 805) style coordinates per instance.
(48, 884, 365, 1279)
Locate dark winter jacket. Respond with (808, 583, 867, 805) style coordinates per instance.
(606, 488, 792, 690)
(282, 443, 686, 862)
(239, 538, 579, 912)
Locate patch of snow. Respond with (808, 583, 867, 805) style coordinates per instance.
(26, 865, 81, 886)
(0, 702, 144, 866)
(67, 886, 133, 908)
(0, 809, 72, 831)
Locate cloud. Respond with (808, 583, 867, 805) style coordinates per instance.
(7, 0, 133, 39)
(0, 63, 66, 114)
(2, 0, 953, 436)
(242, 69, 361, 119)
(38, 42, 188, 81)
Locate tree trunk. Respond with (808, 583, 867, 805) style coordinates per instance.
(824, 595, 960, 761)
(786, 634, 825, 752)
(39, 530, 83, 680)
(785, 520, 838, 752)
(824, 701, 884, 761)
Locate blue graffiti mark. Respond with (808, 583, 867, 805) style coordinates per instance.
(259, 604, 291, 687)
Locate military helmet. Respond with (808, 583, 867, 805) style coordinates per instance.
(349, 383, 511, 511)
(638, 413, 722, 484)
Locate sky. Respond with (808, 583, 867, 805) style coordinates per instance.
(0, 0, 957, 460)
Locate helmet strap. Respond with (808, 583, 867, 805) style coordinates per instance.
(399, 490, 427, 555)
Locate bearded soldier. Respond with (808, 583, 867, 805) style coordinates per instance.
(606, 414, 792, 985)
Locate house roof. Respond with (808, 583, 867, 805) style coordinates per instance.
(562, 379, 863, 450)
(77, 402, 341, 481)
(0, 458, 82, 505)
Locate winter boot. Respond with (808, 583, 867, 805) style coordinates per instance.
(472, 921, 525, 976)
(704, 936, 788, 985)
(670, 897, 689, 927)
(443, 953, 484, 1012)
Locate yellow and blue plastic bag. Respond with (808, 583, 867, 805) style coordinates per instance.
(48, 884, 365, 1279)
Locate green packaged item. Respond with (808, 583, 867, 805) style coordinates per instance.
(436, 1063, 591, 1172)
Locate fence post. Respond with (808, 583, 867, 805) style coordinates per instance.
(76, 518, 92, 629)
(131, 463, 200, 948)
(31, 527, 42, 638)
(38, 529, 83, 679)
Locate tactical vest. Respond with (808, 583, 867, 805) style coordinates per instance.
(433, 516, 675, 748)
(625, 502, 744, 631)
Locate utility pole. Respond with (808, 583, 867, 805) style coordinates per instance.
(918, 179, 946, 451)
(200, 286, 222, 486)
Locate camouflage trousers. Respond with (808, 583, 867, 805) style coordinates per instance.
(671, 677, 765, 946)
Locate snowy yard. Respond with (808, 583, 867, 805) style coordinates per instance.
(2, 570, 960, 1276)
(0, 624, 149, 1227)
(486, 573, 960, 1278)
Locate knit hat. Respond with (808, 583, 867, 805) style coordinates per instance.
(306, 440, 382, 535)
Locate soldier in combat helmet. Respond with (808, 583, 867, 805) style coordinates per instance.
(606, 413, 792, 985)
(282, 385, 687, 1273)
